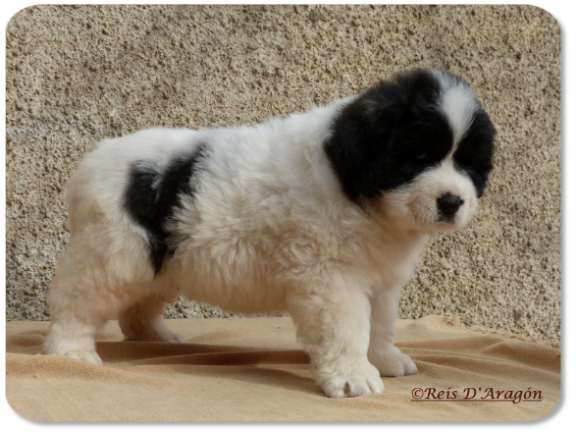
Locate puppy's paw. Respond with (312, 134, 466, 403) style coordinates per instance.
(159, 330, 186, 344)
(63, 350, 103, 365)
(43, 345, 103, 366)
(321, 361, 385, 398)
(369, 345, 417, 377)
(43, 333, 103, 365)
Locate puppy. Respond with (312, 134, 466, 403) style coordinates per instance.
(42, 69, 495, 398)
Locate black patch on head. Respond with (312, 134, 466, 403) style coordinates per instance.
(453, 109, 496, 197)
(324, 69, 455, 205)
(324, 69, 497, 206)
(124, 144, 208, 275)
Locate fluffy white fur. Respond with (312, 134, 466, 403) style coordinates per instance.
(43, 76, 483, 398)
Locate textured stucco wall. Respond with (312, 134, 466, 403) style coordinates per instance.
(6, 5, 561, 341)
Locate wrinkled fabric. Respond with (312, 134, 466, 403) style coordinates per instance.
(6, 316, 560, 421)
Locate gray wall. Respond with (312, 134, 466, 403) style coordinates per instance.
(6, 5, 560, 341)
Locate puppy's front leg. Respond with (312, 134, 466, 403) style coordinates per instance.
(288, 274, 384, 398)
(368, 287, 418, 377)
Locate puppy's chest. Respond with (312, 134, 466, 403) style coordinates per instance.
(366, 234, 429, 290)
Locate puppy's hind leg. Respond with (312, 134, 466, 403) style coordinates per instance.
(119, 294, 185, 343)
(42, 254, 121, 365)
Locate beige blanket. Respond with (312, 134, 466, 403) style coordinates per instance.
(6, 316, 560, 421)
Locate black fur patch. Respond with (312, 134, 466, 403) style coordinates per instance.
(453, 110, 496, 197)
(324, 69, 495, 204)
(124, 144, 208, 275)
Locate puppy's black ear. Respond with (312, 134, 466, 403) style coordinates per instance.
(324, 70, 445, 205)
(324, 82, 402, 205)
(453, 109, 497, 198)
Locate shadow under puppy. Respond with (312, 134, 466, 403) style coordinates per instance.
(43, 69, 496, 398)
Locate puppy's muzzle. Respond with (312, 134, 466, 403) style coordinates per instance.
(437, 193, 464, 221)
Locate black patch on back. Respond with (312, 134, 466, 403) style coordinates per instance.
(124, 144, 208, 275)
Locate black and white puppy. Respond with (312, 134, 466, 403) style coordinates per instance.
(43, 69, 496, 398)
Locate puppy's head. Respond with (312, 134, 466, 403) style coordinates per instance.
(325, 69, 496, 233)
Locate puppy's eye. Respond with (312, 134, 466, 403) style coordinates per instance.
(416, 153, 427, 160)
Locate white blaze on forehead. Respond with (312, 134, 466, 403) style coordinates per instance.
(431, 70, 479, 146)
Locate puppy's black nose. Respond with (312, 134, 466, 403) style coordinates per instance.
(437, 194, 464, 217)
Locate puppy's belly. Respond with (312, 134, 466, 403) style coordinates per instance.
(180, 283, 288, 314)
(167, 262, 289, 315)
